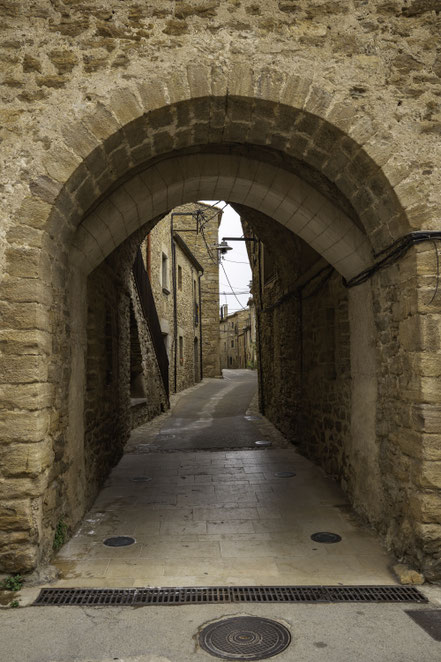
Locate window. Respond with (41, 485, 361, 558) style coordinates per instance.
(161, 252, 169, 292)
(178, 265, 182, 291)
(231, 340, 234, 348)
(179, 335, 184, 365)
(229, 356, 232, 366)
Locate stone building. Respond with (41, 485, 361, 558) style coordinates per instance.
(1, 1, 441, 580)
(141, 202, 222, 393)
(219, 304, 257, 370)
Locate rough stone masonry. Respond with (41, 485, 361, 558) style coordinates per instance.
(0, 1, 441, 580)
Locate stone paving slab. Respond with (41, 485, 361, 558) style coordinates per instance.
(42, 372, 397, 588)
(47, 447, 395, 588)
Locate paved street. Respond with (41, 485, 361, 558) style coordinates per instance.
(130, 369, 267, 451)
(5, 370, 441, 660)
(48, 370, 394, 587)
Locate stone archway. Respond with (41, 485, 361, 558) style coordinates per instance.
(1, 66, 440, 580)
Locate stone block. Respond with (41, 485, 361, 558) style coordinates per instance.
(0, 277, 52, 305)
(392, 563, 424, 585)
(0, 543, 38, 573)
(0, 300, 50, 331)
(6, 224, 44, 248)
(109, 87, 143, 126)
(411, 403, 441, 433)
(400, 314, 440, 352)
(417, 461, 441, 490)
(282, 74, 312, 110)
(62, 121, 100, 159)
(0, 354, 49, 384)
(14, 197, 52, 230)
(0, 329, 51, 355)
(0, 383, 54, 410)
(187, 63, 211, 98)
(254, 68, 286, 104)
(0, 410, 51, 443)
(164, 70, 191, 105)
(42, 144, 82, 183)
(137, 80, 169, 113)
(0, 440, 53, 476)
(82, 102, 121, 142)
(410, 491, 441, 524)
(5, 246, 41, 279)
(0, 474, 48, 500)
(0, 500, 33, 531)
(390, 428, 422, 459)
(414, 523, 441, 553)
(303, 84, 333, 118)
(227, 61, 254, 98)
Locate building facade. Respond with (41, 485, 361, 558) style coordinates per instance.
(219, 304, 257, 370)
(143, 202, 222, 393)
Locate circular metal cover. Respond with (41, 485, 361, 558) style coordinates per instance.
(310, 532, 342, 544)
(274, 471, 296, 478)
(132, 476, 152, 482)
(103, 536, 135, 547)
(199, 616, 291, 660)
(255, 440, 272, 447)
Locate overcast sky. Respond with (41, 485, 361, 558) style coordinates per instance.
(201, 201, 252, 313)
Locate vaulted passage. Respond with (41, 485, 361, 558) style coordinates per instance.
(1, 82, 441, 583)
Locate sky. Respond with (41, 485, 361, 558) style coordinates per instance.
(201, 201, 252, 313)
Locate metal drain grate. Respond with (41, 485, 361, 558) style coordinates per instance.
(34, 585, 427, 607)
(199, 616, 291, 660)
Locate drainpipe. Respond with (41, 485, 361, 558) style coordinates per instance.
(256, 241, 265, 415)
(198, 273, 203, 381)
(171, 214, 178, 394)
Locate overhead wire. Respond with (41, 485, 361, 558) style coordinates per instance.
(220, 261, 247, 310)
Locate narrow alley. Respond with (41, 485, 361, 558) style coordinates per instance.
(50, 370, 393, 589)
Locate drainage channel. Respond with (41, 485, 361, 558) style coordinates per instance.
(34, 585, 427, 607)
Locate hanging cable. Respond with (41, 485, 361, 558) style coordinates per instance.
(220, 261, 247, 310)
(343, 231, 441, 290)
(223, 259, 251, 265)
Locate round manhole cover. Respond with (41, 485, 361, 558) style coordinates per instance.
(132, 476, 152, 482)
(274, 471, 296, 478)
(199, 616, 291, 660)
(310, 532, 342, 544)
(255, 440, 272, 447)
(103, 536, 135, 547)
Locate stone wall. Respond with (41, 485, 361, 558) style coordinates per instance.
(32, 227, 167, 570)
(219, 308, 255, 370)
(1, 0, 441, 578)
(143, 201, 221, 392)
(241, 209, 381, 538)
(174, 203, 222, 379)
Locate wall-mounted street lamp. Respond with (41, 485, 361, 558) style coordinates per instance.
(214, 239, 233, 257)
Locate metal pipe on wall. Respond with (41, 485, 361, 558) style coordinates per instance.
(171, 214, 178, 394)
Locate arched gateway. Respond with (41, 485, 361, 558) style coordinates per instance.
(1, 62, 440, 581)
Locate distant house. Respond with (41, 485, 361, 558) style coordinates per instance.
(219, 302, 256, 370)
(141, 202, 222, 393)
